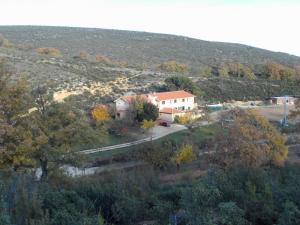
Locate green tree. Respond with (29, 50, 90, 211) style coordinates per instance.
(129, 98, 158, 123)
(30, 87, 105, 180)
(277, 201, 300, 225)
(200, 66, 213, 77)
(164, 76, 201, 95)
(0, 61, 37, 171)
(181, 182, 221, 225)
(136, 141, 175, 169)
(218, 202, 250, 225)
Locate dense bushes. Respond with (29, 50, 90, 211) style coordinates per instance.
(1, 164, 300, 225)
(165, 76, 202, 96)
(198, 77, 300, 102)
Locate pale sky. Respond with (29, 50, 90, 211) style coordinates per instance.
(1, 0, 300, 56)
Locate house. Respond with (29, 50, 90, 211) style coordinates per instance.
(115, 90, 197, 122)
(267, 96, 299, 105)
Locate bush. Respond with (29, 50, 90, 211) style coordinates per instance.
(174, 114, 193, 124)
(36, 47, 63, 58)
(0, 34, 13, 48)
(158, 60, 188, 73)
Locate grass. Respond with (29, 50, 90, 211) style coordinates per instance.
(86, 124, 219, 160)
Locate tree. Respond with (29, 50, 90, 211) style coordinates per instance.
(0, 61, 37, 171)
(164, 76, 202, 96)
(30, 87, 105, 180)
(181, 182, 221, 225)
(141, 119, 155, 140)
(136, 141, 175, 169)
(212, 109, 288, 168)
(218, 64, 229, 77)
(200, 66, 213, 77)
(129, 98, 158, 123)
(264, 62, 296, 80)
(173, 144, 196, 169)
(91, 105, 110, 122)
(158, 60, 188, 73)
(218, 202, 250, 225)
(277, 201, 300, 225)
(174, 113, 192, 124)
(218, 63, 256, 80)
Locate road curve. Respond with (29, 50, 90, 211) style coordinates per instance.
(79, 124, 188, 154)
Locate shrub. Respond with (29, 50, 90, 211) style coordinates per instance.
(158, 60, 188, 73)
(36, 47, 63, 58)
(95, 54, 111, 64)
(0, 34, 13, 48)
(174, 114, 193, 124)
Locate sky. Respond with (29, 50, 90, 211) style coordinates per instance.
(1, 0, 300, 56)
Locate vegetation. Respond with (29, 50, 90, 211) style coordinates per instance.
(0, 34, 13, 48)
(212, 109, 288, 167)
(0, 164, 299, 225)
(172, 144, 196, 168)
(140, 119, 155, 140)
(0, 64, 34, 170)
(218, 63, 256, 79)
(36, 47, 63, 58)
(158, 60, 188, 73)
(129, 98, 159, 123)
(174, 113, 193, 124)
(1, 27, 300, 225)
(164, 76, 202, 96)
(197, 77, 300, 102)
(0, 63, 105, 180)
(91, 105, 110, 122)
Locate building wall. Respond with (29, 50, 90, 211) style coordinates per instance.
(270, 97, 296, 105)
(116, 99, 129, 111)
(115, 99, 130, 119)
(157, 97, 195, 110)
(159, 112, 185, 122)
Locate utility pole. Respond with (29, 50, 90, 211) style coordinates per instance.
(282, 95, 289, 126)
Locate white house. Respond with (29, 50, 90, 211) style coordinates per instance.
(267, 96, 299, 105)
(115, 90, 197, 122)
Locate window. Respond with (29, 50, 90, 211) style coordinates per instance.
(182, 98, 185, 102)
(162, 101, 165, 104)
(174, 99, 177, 103)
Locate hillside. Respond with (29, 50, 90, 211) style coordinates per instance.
(1, 26, 300, 68)
(1, 25, 300, 104)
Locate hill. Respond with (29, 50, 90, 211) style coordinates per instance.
(1, 25, 300, 68)
(1, 25, 300, 105)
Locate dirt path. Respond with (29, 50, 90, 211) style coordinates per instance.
(80, 124, 187, 154)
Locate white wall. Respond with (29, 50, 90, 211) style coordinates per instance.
(159, 112, 186, 122)
(115, 99, 129, 111)
(158, 97, 195, 110)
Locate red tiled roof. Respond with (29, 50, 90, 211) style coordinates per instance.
(159, 107, 183, 114)
(151, 90, 194, 101)
(120, 95, 148, 103)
